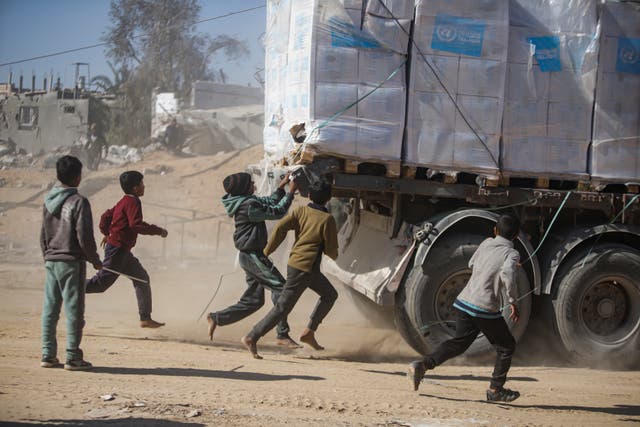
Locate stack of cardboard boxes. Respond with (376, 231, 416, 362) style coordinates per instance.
(263, 0, 640, 184)
(591, 1, 640, 183)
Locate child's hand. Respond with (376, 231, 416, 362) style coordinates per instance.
(289, 180, 298, 194)
(278, 173, 291, 189)
(160, 229, 168, 238)
(509, 303, 519, 323)
(93, 261, 103, 270)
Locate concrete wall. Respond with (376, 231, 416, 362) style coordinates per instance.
(190, 81, 263, 110)
(0, 92, 90, 154)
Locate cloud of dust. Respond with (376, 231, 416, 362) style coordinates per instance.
(102, 231, 418, 363)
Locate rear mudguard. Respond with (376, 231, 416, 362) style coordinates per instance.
(411, 209, 541, 295)
(322, 208, 541, 306)
(538, 223, 640, 295)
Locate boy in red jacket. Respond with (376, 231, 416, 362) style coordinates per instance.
(85, 171, 168, 328)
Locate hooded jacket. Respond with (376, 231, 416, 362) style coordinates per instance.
(40, 185, 101, 265)
(222, 188, 294, 252)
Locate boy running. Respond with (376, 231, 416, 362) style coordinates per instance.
(207, 172, 299, 348)
(40, 155, 102, 370)
(241, 181, 339, 359)
(407, 214, 522, 402)
(85, 171, 167, 328)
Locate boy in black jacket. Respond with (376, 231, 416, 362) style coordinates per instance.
(40, 156, 102, 371)
(207, 172, 300, 348)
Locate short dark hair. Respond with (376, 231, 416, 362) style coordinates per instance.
(120, 170, 144, 194)
(309, 181, 332, 205)
(496, 214, 520, 240)
(56, 155, 82, 186)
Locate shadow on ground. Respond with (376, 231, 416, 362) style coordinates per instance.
(1, 419, 204, 427)
(419, 393, 640, 417)
(360, 369, 538, 382)
(88, 366, 324, 382)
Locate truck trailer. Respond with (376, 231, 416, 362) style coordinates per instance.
(257, 0, 640, 366)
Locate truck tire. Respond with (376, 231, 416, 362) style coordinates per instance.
(553, 243, 640, 368)
(397, 233, 532, 358)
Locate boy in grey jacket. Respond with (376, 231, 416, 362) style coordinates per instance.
(40, 156, 102, 371)
(408, 214, 522, 402)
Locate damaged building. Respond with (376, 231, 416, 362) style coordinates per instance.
(0, 72, 107, 155)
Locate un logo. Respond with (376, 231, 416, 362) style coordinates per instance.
(619, 46, 638, 65)
(436, 25, 457, 43)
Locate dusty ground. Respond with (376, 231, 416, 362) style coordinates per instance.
(1, 148, 639, 426)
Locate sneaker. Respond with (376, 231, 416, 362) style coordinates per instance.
(140, 319, 165, 328)
(486, 387, 520, 402)
(40, 357, 60, 368)
(407, 361, 426, 391)
(64, 359, 93, 371)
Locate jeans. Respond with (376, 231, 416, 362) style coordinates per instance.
(85, 243, 152, 321)
(212, 251, 291, 338)
(422, 308, 516, 389)
(41, 260, 86, 362)
(248, 265, 338, 341)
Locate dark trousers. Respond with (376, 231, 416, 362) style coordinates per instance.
(212, 251, 291, 338)
(85, 243, 152, 321)
(422, 309, 516, 389)
(248, 265, 338, 341)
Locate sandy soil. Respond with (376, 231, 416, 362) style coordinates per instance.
(1, 148, 639, 426)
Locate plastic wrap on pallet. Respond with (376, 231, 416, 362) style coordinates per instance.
(591, 1, 640, 183)
(405, 0, 508, 173)
(502, 0, 598, 178)
(263, 0, 410, 165)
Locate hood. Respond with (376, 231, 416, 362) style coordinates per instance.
(221, 194, 250, 216)
(45, 186, 77, 215)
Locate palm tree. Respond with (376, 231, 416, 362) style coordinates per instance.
(90, 61, 130, 94)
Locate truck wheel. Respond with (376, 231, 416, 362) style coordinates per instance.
(394, 280, 430, 355)
(553, 244, 640, 368)
(398, 233, 531, 358)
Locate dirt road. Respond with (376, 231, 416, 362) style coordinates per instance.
(1, 150, 639, 426)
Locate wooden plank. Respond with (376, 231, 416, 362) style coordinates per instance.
(385, 161, 402, 179)
(402, 166, 417, 179)
(536, 177, 550, 189)
(443, 173, 458, 184)
(344, 159, 359, 174)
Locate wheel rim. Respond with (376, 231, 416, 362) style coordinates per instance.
(579, 275, 640, 344)
(433, 270, 471, 333)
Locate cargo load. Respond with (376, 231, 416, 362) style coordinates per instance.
(405, 0, 508, 174)
(502, 0, 599, 179)
(263, 0, 412, 164)
(263, 0, 640, 184)
(591, 1, 640, 183)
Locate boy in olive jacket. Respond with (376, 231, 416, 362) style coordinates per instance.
(242, 181, 339, 359)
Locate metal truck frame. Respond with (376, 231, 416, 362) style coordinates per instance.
(291, 163, 640, 367)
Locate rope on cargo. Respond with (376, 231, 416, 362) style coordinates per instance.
(418, 191, 573, 335)
(373, 0, 500, 169)
(292, 57, 408, 163)
(579, 193, 640, 269)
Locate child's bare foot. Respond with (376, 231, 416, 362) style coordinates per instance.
(207, 314, 217, 341)
(299, 328, 324, 350)
(276, 336, 302, 349)
(240, 336, 263, 359)
(140, 319, 165, 328)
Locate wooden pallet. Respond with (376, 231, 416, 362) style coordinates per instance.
(344, 158, 401, 179)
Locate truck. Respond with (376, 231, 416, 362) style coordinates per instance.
(257, 0, 640, 367)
